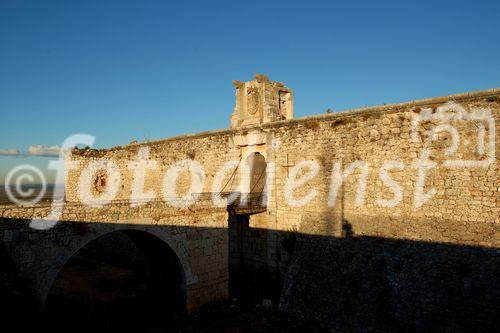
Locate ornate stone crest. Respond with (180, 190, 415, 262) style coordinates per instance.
(92, 171, 108, 194)
(247, 87, 260, 115)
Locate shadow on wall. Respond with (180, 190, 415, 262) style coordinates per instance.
(0, 244, 38, 326)
(279, 230, 500, 332)
(0, 219, 498, 332)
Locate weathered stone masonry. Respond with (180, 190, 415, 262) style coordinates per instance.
(1, 75, 498, 330)
(0, 199, 228, 312)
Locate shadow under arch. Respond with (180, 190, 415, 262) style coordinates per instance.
(0, 243, 37, 329)
(44, 228, 186, 330)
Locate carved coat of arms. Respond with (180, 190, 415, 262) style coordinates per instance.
(247, 87, 260, 115)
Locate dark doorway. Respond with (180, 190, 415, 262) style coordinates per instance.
(245, 152, 267, 194)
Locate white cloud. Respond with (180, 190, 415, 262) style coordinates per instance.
(0, 149, 20, 156)
(0, 145, 62, 157)
(27, 145, 61, 157)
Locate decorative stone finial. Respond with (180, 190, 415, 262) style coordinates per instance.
(254, 74, 270, 82)
(232, 80, 244, 88)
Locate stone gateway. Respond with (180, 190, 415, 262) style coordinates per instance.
(1, 75, 498, 331)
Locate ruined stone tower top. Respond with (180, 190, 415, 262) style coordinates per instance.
(230, 74, 293, 128)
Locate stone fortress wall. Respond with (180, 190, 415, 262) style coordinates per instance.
(270, 88, 499, 244)
(3, 74, 497, 330)
(65, 77, 498, 277)
(63, 76, 499, 330)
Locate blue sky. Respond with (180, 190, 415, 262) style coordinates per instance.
(1, 0, 499, 183)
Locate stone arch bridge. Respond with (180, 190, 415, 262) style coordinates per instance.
(0, 198, 227, 312)
(1, 75, 498, 330)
